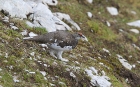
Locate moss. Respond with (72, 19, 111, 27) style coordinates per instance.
(87, 20, 117, 41)
(109, 75, 124, 87)
(0, 71, 13, 87)
(31, 27, 48, 34)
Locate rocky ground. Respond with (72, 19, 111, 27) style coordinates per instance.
(0, 0, 140, 87)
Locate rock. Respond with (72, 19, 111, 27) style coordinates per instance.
(87, 12, 93, 18)
(106, 7, 118, 15)
(117, 54, 132, 70)
(0, 0, 33, 18)
(20, 30, 28, 36)
(43, 0, 58, 6)
(130, 11, 136, 15)
(10, 25, 18, 30)
(106, 21, 111, 27)
(129, 29, 139, 34)
(27, 3, 72, 32)
(2, 16, 9, 23)
(86, 0, 93, 4)
(53, 12, 81, 30)
(0, 0, 77, 32)
(85, 68, 111, 87)
(29, 32, 38, 37)
(127, 20, 140, 27)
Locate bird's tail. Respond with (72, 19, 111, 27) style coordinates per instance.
(23, 37, 34, 40)
(23, 35, 45, 43)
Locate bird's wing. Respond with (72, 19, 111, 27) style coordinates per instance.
(53, 31, 78, 48)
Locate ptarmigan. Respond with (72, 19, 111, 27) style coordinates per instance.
(24, 30, 88, 62)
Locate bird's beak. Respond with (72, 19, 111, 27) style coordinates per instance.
(81, 35, 88, 41)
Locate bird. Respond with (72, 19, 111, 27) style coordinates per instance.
(23, 30, 88, 62)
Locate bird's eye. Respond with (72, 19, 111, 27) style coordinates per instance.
(78, 32, 83, 36)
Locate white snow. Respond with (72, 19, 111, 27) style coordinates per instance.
(86, 0, 93, 3)
(87, 12, 93, 18)
(127, 20, 140, 27)
(129, 29, 139, 34)
(116, 54, 132, 70)
(107, 7, 118, 15)
(85, 67, 111, 87)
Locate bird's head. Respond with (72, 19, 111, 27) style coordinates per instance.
(75, 32, 88, 41)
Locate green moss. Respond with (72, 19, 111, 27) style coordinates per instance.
(0, 71, 13, 87)
(109, 75, 124, 87)
(126, 33, 138, 42)
(33, 27, 47, 34)
(87, 20, 117, 41)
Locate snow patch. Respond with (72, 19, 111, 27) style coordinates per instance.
(107, 7, 118, 15)
(117, 54, 132, 70)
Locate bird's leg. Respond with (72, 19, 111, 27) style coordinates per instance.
(49, 49, 57, 59)
(56, 51, 69, 62)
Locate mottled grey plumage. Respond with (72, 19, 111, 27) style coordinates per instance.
(24, 30, 87, 62)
